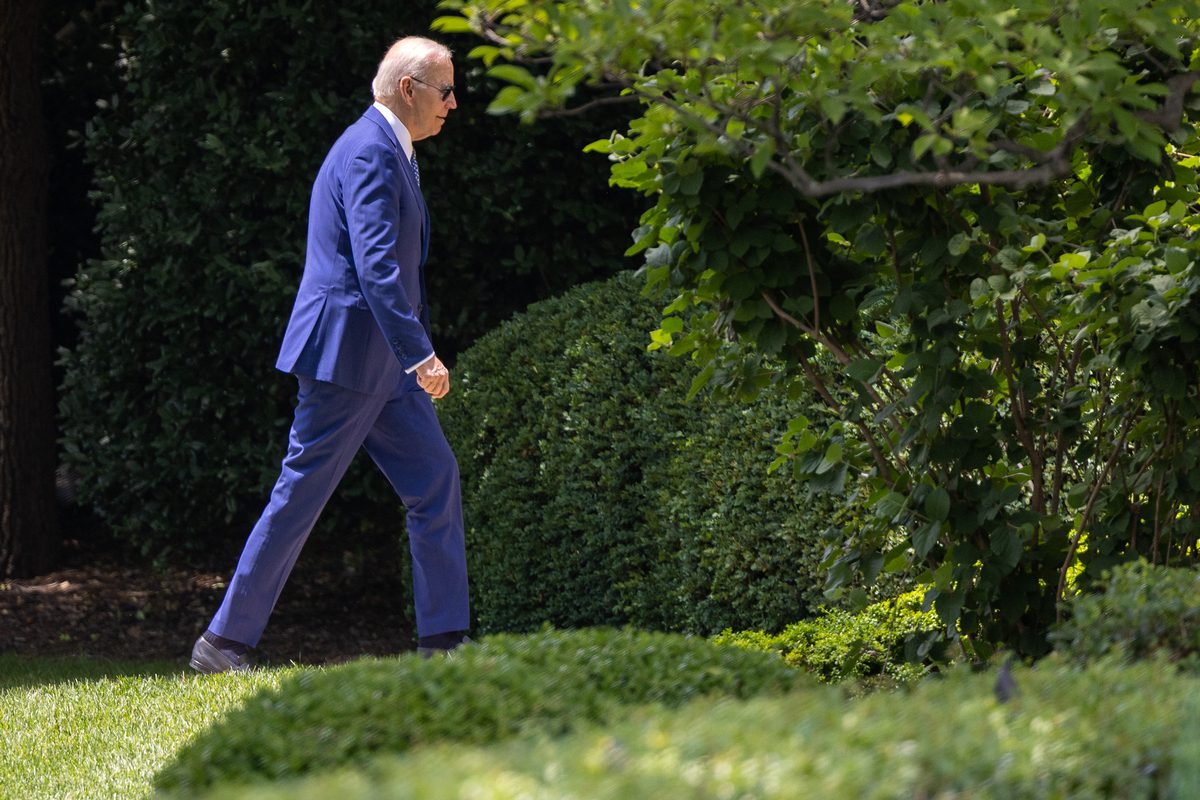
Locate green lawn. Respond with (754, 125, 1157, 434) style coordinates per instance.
(0, 655, 293, 799)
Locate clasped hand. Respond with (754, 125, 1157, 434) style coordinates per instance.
(415, 356, 450, 399)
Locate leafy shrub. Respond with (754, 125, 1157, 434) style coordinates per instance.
(448, 0, 1200, 662)
(713, 590, 942, 684)
(155, 627, 800, 794)
(1052, 560, 1200, 669)
(200, 656, 1200, 800)
(59, 0, 637, 562)
(438, 271, 851, 635)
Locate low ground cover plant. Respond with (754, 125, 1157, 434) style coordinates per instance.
(155, 628, 800, 794)
(713, 590, 942, 684)
(194, 656, 1200, 800)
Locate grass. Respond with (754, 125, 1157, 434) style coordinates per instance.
(0, 654, 293, 799)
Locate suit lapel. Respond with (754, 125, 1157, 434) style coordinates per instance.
(362, 106, 430, 263)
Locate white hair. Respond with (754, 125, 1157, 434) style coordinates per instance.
(371, 37, 453, 99)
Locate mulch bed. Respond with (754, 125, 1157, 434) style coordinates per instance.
(0, 539, 417, 667)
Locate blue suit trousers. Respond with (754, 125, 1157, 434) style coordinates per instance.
(208, 373, 470, 646)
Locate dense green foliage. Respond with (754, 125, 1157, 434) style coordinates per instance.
(439, 272, 847, 634)
(201, 657, 1199, 800)
(713, 590, 941, 684)
(444, 0, 1200, 655)
(1053, 560, 1200, 667)
(58, 0, 638, 561)
(155, 628, 800, 794)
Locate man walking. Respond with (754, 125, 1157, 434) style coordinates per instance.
(191, 36, 470, 672)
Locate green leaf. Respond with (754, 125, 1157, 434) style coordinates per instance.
(874, 491, 907, 520)
(947, 233, 971, 257)
(431, 15, 473, 34)
(749, 141, 776, 178)
(913, 521, 942, 559)
(989, 528, 1023, 569)
(846, 358, 882, 383)
(870, 142, 893, 168)
(686, 363, 716, 401)
(854, 224, 887, 257)
(488, 64, 538, 90)
(924, 487, 950, 522)
(487, 85, 529, 115)
(1166, 247, 1190, 274)
(678, 169, 703, 196)
(816, 442, 843, 474)
(934, 590, 965, 629)
(583, 138, 614, 154)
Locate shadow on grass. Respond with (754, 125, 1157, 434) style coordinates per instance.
(0, 653, 187, 691)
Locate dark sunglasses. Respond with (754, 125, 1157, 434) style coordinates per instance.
(409, 75, 456, 101)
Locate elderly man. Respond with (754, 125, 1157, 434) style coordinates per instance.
(190, 36, 470, 672)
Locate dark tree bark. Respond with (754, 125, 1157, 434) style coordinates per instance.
(1, 0, 59, 577)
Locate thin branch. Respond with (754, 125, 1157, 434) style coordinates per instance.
(537, 94, 640, 117)
(763, 291, 906, 439)
(996, 298, 1045, 515)
(647, 86, 1093, 197)
(1056, 412, 1136, 619)
(1138, 71, 1200, 130)
(796, 350, 895, 481)
(798, 222, 821, 334)
(762, 289, 817, 337)
(796, 158, 1076, 196)
(1050, 337, 1086, 516)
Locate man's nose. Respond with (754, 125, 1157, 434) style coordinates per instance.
(446, 91, 458, 111)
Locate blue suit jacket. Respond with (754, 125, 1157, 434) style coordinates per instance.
(276, 105, 433, 395)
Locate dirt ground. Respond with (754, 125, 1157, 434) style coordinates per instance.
(0, 537, 417, 667)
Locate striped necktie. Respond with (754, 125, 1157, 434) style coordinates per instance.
(409, 152, 420, 187)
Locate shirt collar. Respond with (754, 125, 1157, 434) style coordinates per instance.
(372, 101, 414, 161)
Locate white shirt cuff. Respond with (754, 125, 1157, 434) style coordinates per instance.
(405, 352, 436, 374)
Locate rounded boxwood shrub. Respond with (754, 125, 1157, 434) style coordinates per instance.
(438, 271, 846, 635)
(1052, 560, 1200, 669)
(155, 627, 800, 795)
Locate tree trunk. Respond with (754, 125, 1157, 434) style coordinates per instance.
(0, 0, 59, 577)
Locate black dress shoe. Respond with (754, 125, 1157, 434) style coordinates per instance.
(417, 634, 474, 660)
(190, 631, 258, 674)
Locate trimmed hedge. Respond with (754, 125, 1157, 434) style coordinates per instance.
(155, 627, 800, 794)
(438, 271, 848, 635)
(713, 590, 942, 685)
(199, 656, 1200, 800)
(59, 0, 637, 562)
(1052, 560, 1200, 669)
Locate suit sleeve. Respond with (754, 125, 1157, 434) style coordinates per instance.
(344, 142, 434, 371)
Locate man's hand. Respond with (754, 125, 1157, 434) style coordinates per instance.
(415, 356, 450, 400)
